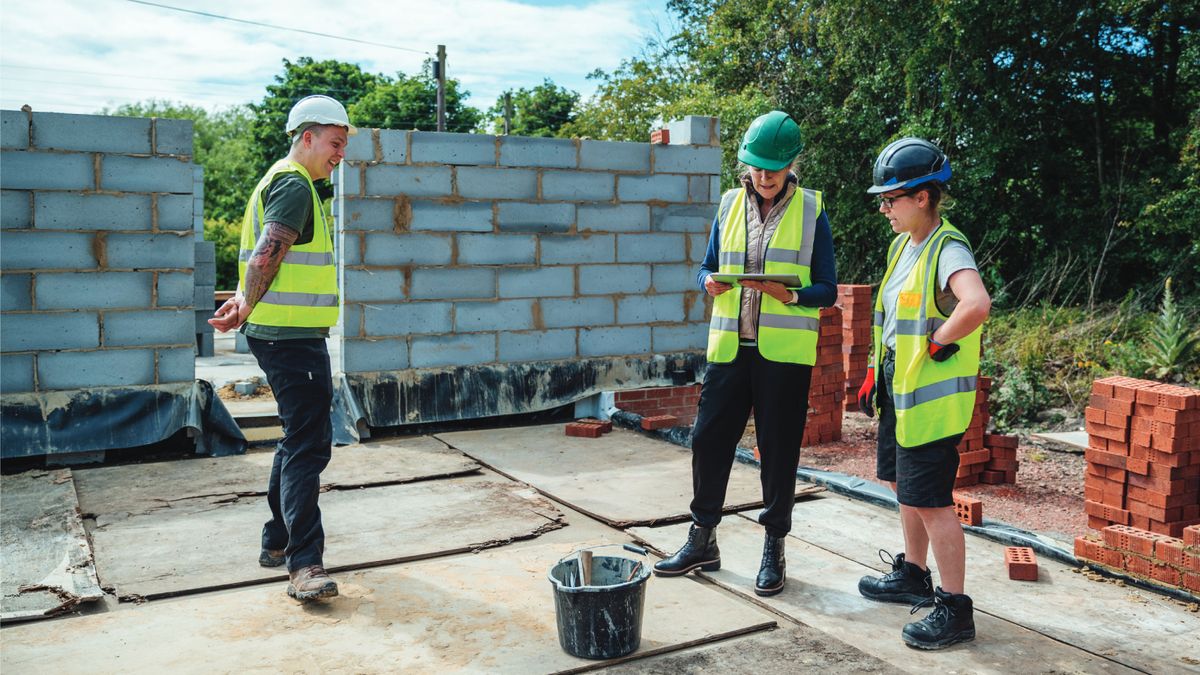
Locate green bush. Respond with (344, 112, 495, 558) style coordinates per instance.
(204, 218, 241, 291)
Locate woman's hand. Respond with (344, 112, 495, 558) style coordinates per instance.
(742, 280, 792, 304)
(704, 275, 733, 297)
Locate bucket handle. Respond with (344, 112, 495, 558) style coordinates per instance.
(555, 543, 647, 567)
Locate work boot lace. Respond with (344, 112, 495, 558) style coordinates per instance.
(876, 549, 905, 582)
(761, 536, 783, 566)
(909, 594, 949, 627)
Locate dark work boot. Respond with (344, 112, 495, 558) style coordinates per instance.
(902, 586, 976, 650)
(858, 550, 934, 604)
(754, 534, 786, 597)
(653, 524, 720, 576)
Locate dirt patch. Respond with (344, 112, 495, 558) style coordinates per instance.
(215, 380, 274, 402)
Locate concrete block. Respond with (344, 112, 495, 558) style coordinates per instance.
(342, 233, 362, 265)
(345, 129, 377, 162)
(410, 333, 495, 368)
(411, 268, 495, 299)
(652, 145, 722, 175)
(580, 140, 650, 172)
(104, 309, 194, 346)
(1, 353, 34, 393)
(344, 269, 406, 302)
(37, 348, 155, 390)
(540, 297, 614, 329)
(101, 155, 194, 193)
(195, 331, 214, 357)
(157, 194, 194, 230)
(363, 301, 452, 337)
(454, 299, 534, 332)
(689, 175, 711, 203)
(1, 151, 94, 191)
(194, 311, 215, 333)
(362, 233, 453, 266)
(688, 232, 711, 262)
(154, 118, 193, 156)
(579, 326, 651, 357)
(579, 264, 651, 295)
(380, 129, 409, 163)
(652, 204, 717, 232)
(618, 293, 686, 324)
(411, 201, 493, 232)
(0, 312, 99, 351)
(618, 174, 688, 203)
(36, 271, 153, 309)
(617, 233, 686, 263)
(343, 197, 400, 232)
(710, 176, 721, 201)
(157, 271, 194, 307)
(457, 234, 536, 265)
(653, 323, 708, 352)
(194, 240, 215, 263)
(497, 202, 573, 233)
(193, 262, 215, 286)
(1, 190, 31, 229)
(341, 303, 362, 337)
(499, 329, 576, 362)
(32, 112, 151, 154)
(498, 136, 576, 168)
(2, 273, 32, 311)
(652, 264, 697, 293)
(34, 192, 152, 230)
(541, 171, 614, 202)
(106, 233, 193, 269)
(342, 337, 410, 372)
(539, 233, 614, 264)
(334, 163, 361, 197)
(664, 116, 720, 147)
(577, 203, 648, 233)
(688, 295, 710, 321)
(456, 167, 536, 200)
(410, 131, 496, 166)
(498, 267, 574, 298)
(1, 231, 98, 270)
(156, 347, 195, 383)
(193, 284, 215, 311)
(2, 110, 28, 150)
(235, 332, 249, 353)
(365, 165, 452, 197)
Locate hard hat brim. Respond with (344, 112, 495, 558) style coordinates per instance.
(737, 147, 793, 172)
(865, 162, 951, 194)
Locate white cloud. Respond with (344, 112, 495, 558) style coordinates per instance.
(0, 0, 669, 115)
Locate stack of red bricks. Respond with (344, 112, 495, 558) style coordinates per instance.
(1075, 523, 1200, 595)
(837, 284, 873, 413)
(1084, 376, 1200, 538)
(954, 376, 993, 487)
(565, 418, 613, 438)
(982, 433, 1020, 484)
(802, 305, 845, 446)
(615, 385, 701, 426)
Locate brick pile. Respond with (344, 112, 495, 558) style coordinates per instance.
(982, 433, 1020, 484)
(954, 376, 993, 487)
(1084, 377, 1200, 538)
(836, 284, 873, 413)
(1075, 523, 1200, 595)
(615, 385, 701, 426)
(802, 306, 845, 446)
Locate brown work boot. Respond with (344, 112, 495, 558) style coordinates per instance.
(259, 548, 286, 567)
(287, 565, 338, 602)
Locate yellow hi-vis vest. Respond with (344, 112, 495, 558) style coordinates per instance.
(237, 159, 339, 327)
(707, 187, 821, 365)
(872, 219, 982, 447)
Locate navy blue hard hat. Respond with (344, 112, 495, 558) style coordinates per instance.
(867, 137, 951, 194)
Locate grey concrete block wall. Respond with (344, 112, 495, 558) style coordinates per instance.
(339, 116, 720, 376)
(0, 109, 198, 393)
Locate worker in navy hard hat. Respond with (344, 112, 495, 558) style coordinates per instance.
(855, 136, 991, 650)
(653, 110, 839, 598)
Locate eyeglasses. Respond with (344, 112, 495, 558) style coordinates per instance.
(876, 191, 914, 208)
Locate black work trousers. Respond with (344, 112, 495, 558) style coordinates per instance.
(690, 345, 812, 538)
(247, 336, 333, 572)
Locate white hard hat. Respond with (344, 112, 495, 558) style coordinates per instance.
(286, 95, 357, 136)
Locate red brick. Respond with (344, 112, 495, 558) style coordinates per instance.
(1103, 524, 1161, 556)
(1126, 457, 1149, 475)
(650, 128, 670, 144)
(953, 493, 983, 526)
(1183, 550, 1200, 573)
(1088, 515, 1114, 531)
(954, 474, 980, 488)
(1005, 546, 1039, 581)
(1085, 447, 1127, 470)
(980, 470, 1006, 485)
(1124, 553, 1153, 577)
(958, 449, 991, 466)
(1088, 395, 1134, 415)
(983, 433, 1019, 449)
(1153, 537, 1186, 566)
(640, 414, 679, 430)
(576, 418, 613, 433)
(565, 422, 603, 438)
(1087, 501, 1131, 525)
(1184, 524, 1200, 547)
(1183, 571, 1200, 593)
(1150, 562, 1182, 586)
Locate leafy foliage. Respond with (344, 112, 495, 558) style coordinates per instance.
(486, 79, 579, 137)
(1146, 278, 1200, 380)
(351, 60, 482, 132)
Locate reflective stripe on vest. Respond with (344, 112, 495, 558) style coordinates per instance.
(237, 159, 339, 328)
(707, 187, 821, 365)
(871, 220, 982, 447)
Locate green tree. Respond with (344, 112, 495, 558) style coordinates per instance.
(561, 57, 689, 141)
(350, 61, 482, 132)
(486, 78, 579, 136)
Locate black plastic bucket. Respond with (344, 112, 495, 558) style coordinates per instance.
(547, 545, 650, 660)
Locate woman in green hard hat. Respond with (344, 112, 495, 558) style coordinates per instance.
(854, 137, 991, 649)
(653, 111, 838, 597)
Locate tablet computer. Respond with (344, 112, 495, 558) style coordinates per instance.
(710, 273, 804, 288)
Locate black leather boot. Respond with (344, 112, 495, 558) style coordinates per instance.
(653, 524, 720, 576)
(858, 550, 934, 604)
(902, 586, 976, 649)
(754, 534, 786, 596)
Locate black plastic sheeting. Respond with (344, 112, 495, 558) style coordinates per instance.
(1, 381, 246, 459)
(331, 374, 370, 446)
(612, 409, 1200, 604)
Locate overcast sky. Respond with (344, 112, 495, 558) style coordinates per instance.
(0, 0, 673, 115)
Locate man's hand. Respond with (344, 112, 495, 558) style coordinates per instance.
(857, 365, 877, 417)
(209, 294, 252, 333)
(704, 274, 733, 297)
(928, 334, 960, 362)
(742, 279, 792, 304)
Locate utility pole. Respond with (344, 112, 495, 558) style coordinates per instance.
(436, 44, 446, 132)
(503, 92, 512, 135)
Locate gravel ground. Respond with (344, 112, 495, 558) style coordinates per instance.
(743, 413, 1088, 546)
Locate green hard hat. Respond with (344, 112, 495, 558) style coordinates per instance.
(738, 111, 803, 171)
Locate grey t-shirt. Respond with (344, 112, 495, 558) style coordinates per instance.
(881, 238, 977, 350)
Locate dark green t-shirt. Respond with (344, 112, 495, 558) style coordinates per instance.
(242, 173, 336, 340)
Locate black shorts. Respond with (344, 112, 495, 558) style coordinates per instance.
(875, 352, 962, 508)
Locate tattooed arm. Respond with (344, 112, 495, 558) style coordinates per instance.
(209, 222, 299, 332)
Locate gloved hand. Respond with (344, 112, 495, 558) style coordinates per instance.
(857, 366, 876, 417)
(928, 334, 960, 362)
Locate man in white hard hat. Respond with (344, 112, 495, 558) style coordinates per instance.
(210, 94, 355, 602)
